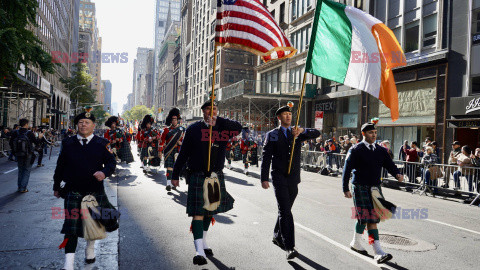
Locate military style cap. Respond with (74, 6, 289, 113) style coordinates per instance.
(201, 100, 218, 110)
(74, 112, 96, 125)
(361, 122, 376, 132)
(452, 141, 461, 145)
(275, 105, 291, 116)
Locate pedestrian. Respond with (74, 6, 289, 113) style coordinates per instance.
(403, 141, 420, 183)
(342, 122, 403, 264)
(53, 111, 117, 270)
(9, 119, 38, 193)
(453, 145, 474, 192)
(8, 124, 20, 161)
(442, 141, 462, 188)
(260, 105, 320, 260)
(35, 129, 52, 167)
(171, 100, 242, 266)
(421, 146, 440, 194)
(104, 116, 134, 165)
(159, 108, 184, 191)
(398, 140, 410, 161)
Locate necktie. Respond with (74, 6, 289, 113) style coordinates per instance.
(369, 145, 374, 151)
(82, 138, 88, 146)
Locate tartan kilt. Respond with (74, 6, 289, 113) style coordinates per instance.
(140, 147, 158, 160)
(118, 142, 134, 163)
(234, 147, 242, 161)
(186, 171, 234, 217)
(163, 148, 178, 168)
(61, 191, 115, 237)
(352, 184, 383, 224)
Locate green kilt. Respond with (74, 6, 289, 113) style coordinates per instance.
(164, 147, 178, 168)
(352, 184, 383, 224)
(140, 147, 158, 160)
(61, 191, 115, 237)
(118, 142, 134, 163)
(186, 171, 234, 217)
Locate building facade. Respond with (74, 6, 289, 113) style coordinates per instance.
(1, 0, 80, 129)
(102, 80, 112, 114)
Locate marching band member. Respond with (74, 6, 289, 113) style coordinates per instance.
(261, 105, 320, 260)
(171, 100, 241, 266)
(138, 115, 161, 174)
(240, 127, 257, 175)
(342, 122, 404, 264)
(104, 116, 134, 164)
(159, 108, 184, 191)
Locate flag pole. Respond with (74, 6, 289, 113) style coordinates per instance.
(207, 45, 218, 172)
(287, 71, 307, 175)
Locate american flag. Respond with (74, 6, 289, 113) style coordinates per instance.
(215, 0, 296, 62)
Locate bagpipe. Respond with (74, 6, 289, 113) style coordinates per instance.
(163, 126, 185, 161)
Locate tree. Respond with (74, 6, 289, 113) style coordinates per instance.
(92, 107, 109, 127)
(60, 62, 96, 105)
(122, 105, 154, 122)
(0, 0, 56, 85)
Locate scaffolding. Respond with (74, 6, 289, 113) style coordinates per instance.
(217, 79, 316, 133)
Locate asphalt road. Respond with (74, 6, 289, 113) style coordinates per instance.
(1, 143, 479, 270)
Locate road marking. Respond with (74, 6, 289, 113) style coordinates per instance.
(3, 168, 18, 174)
(294, 222, 394, 269)
(425, 219, 480, 236)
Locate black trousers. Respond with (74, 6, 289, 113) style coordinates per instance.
(273, 180, 298, 250)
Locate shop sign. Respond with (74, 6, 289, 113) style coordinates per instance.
(315, 100, 336, 112)
(451, 96, 480, 116)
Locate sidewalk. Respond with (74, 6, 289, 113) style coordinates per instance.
(0, 145, 119, 270)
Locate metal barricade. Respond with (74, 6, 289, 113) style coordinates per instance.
(381, 161, 480, 204)
(301, 150, 326, 172)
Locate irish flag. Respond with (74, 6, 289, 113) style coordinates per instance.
(305, 0, 406, 121)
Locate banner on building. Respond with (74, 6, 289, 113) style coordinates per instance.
(315, 111, 324, 130)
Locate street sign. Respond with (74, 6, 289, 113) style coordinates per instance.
(41, 118, 50, 123)
(315, 111, 324, 130)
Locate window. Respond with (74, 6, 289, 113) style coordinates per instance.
(271, 10, 275, 20)
(473, 77, 480, 95)
(280, 3, 285, 24)
(423, 14, 437, 47)
(473, 8, 480, 35)
(405, 21, 419, 53)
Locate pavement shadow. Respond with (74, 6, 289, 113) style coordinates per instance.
(354, 253, 408, 270)
(213, 214, 234, 224)
(288, 261, 307, 270)
(0, 192, 23, 210)
(114, 174, 138, 187)
(224, 175, 254, 187)
(297, 254, 328, 270)
(171, 190, 188, 207)
(208, 255, 235, 270)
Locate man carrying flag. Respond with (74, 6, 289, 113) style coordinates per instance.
(304, 0, 407, 264)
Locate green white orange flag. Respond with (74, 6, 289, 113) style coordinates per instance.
(305, 0, 406, 121)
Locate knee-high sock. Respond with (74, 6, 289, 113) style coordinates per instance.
(203, 216, 212, 249)
(85, 240, 95, 259)
(355, 221, 366, 234)
(192, 220, 205, 257)
(63, 253, 75, 270)
(64, 235, 78, 254)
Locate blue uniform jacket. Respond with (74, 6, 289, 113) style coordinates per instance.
(342, 142, 401, 192)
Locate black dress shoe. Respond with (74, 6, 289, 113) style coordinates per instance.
(204, 248, 213, 256)
(272, 237, 285, 250)
(166, 185, 171, 191)
(375, 253, 393, 264)
(193, 255, 208, 265)
(85, 257, 96, 264)
(286, 249, 299, 260)
(350, 246, 368, 256)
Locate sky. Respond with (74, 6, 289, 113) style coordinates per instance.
(94, 0, 155, 114)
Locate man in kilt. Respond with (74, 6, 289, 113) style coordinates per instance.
(159, 108, 184, 191)
(240, 126, 257, 175)
(172, 100, 241, 266)
(138, 115, 161, 173)
(225, 137, 235, 169)
(104, 116, 134, 164)
(342, 122, 403, 264)
(261, 105, 320, 260)
(53, 112, 116, 270)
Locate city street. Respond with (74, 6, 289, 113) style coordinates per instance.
(0, 144, 479, 270)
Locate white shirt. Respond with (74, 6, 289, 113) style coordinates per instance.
(77, 134, 94, 145)
(362, 140, 376, 151)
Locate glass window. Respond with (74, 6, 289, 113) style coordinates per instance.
(423, 13, 437, 47)
(405, 21, 419, 52)
(392, 27, 401, 44)
(473, 8, 480, 34)
(473, 77, 480, 95)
